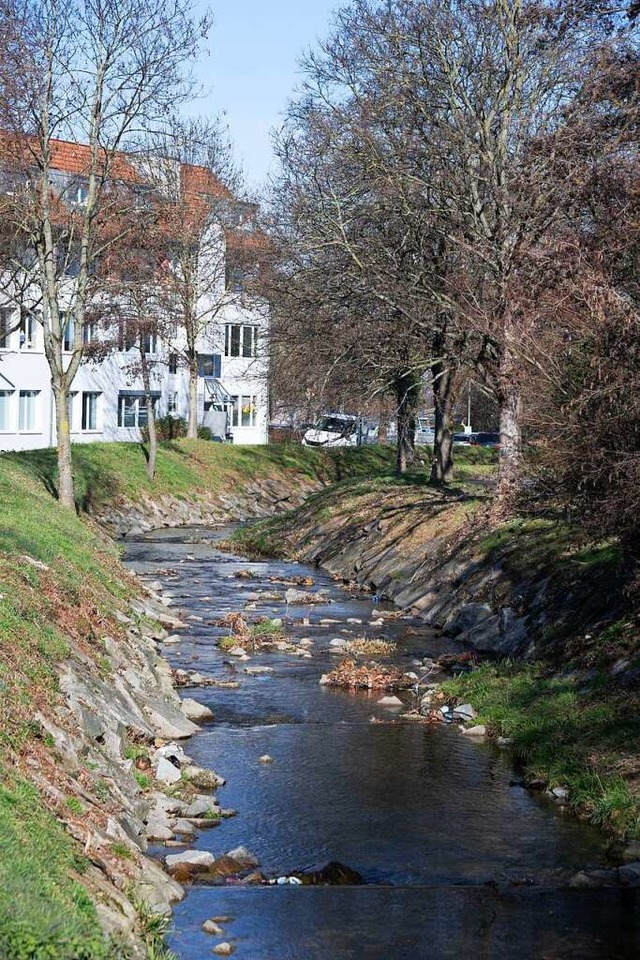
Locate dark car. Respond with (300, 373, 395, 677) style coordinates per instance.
(470, 432, 500, 448)
(452, 432, 475, 445)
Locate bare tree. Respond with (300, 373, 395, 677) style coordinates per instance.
(141, 117, 249, 438)
(0, 0, 208, 507)
(93, 201, 173, 480)
(270, 0, 632, 501)
(520, 38, 639, 574)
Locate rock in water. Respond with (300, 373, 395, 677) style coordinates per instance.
(292, 861, 363, 886)
(462, 724, 487, 737)
(212, 944, 236, 956)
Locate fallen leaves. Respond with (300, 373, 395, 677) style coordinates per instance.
(319, 658, 413, 691)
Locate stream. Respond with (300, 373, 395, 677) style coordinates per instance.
(124, 526, 640, 960)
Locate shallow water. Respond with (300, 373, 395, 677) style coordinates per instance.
(124, 526, 640, 960)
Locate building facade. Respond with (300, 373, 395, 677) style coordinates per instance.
(0, 142, 269, 452)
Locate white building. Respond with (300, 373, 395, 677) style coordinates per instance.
(0, 143, 269, 451)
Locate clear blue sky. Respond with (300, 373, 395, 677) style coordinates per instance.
(192, 1, 341, 191)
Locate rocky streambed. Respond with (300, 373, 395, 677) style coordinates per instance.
(120, 525, 640, 960)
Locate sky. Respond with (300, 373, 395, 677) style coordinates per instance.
(192, 0, 341, 193)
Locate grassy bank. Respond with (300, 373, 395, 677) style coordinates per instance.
(0, 458, 138, 956)
(226, 447, 496, 559)
(441, 660, 640, 840)
(0, 776, 114, 960)
(5, 440, 395, 512)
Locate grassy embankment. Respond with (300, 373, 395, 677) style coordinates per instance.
(5, 439, 394, 513)
(228, 454, 640, 842)
(0, 440, 392, 957)
(0, 455, 135, 958)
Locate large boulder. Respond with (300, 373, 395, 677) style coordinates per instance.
(443, 603, 494, 638)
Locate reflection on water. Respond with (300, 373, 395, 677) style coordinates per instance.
(124, 527, 640, 960)
(169, 886, 640, 960)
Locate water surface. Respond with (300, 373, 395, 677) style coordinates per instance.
(124, 526, 639, 959)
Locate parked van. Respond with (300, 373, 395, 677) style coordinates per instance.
(302, 414, 378, 447)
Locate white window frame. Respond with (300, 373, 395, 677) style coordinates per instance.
(118, 393, 158, 428)
(63, 314, 74, 352)
(81, 391, 100, 432)
(18, 390, 40, 432)
(68, 391, 78, 432)
(230, 394, 257, 428)
(143, 331, 158, 355)
(0, 390, 15, 432)
(225, 323, 257, 359)
(167, 391, 178, 415)
(83, 320, 98, 344)
(19, 310, 38, 350)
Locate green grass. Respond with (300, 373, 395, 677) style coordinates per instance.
(0, 460, 133, 750)
(441, 663, 640, 839)
(249, 618, 285, 638)
(225, 451, 493, 561)
(4, 441, 396, 512)
(0, 775, 114, 959)
(134, 771, 152, 791)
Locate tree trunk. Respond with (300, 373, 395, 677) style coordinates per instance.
(140, 348, 157, 480)
(53, 382, 75, 508)
(396, 406, 409, 474)
(394, 376, 420, 475)
(430, 361, 455, 485)
(493, 337, 523, 517)
(187, 359, 199, 439)
(146, 401, 157, 480)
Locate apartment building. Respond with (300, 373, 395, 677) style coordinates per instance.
(0, 141, 269, 452)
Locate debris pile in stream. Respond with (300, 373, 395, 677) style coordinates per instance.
(319, 658, 414, 691)
(342, 637, 397, 657)
(213, 612, 309, 657)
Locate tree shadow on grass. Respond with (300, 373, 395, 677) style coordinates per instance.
(4, 446, 122, 514)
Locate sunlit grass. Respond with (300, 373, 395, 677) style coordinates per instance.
(0, 775, 114, 959)
(442, 663, 640, 839)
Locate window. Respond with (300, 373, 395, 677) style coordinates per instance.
(63, 315, 74, 352)
(117, 392, 159, 428)
(143, 331, 158, 354)
(230, 395, 257, 428)
(167, 392, 178, 415)
(19, 309, 37, 349)
(0, 307, 14, 349)
(18, 390, 39, 431)
(227, 266, 245, 293)
(197, 354, 221, 378)
(225, 324, 256, 358)
(117, 320, 136, 352)
(0, 390, 13, 430)
(59, 245, 81, 277)
(83, 320, 97, 344)
(168, 353, 178, 375)
(72, 182, 89, 206)
(81, 392, 99, 431)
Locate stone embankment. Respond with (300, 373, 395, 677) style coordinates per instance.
(30, 584, 229, 955)
(259, 489, 625, 665)
(97, 475, 322, 540)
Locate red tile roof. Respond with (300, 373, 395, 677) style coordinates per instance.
(37, 138, 230, 201)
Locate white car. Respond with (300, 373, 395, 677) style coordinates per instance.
(302, 414, 375, 447)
